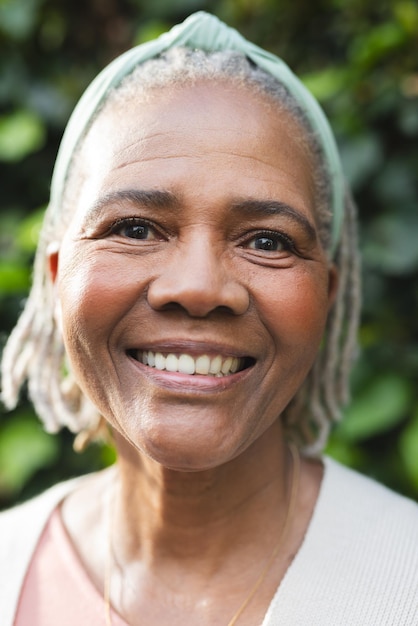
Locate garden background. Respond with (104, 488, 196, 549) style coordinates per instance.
(1, 0, 417, 509)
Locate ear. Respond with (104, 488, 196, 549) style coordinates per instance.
(46, 242, 63, 332)
(327, 263, 339, 312)
(47, 241, 60, 284)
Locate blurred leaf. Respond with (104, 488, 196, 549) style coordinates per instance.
(0, 415, 59, 496)
(38, 10, 66, 51)
(374, 161, 416, 203)
(350, 22, 406, 68)
(0, 263, 30, 294)
(16, 208, 45, 253)
(337, 375, 412, 441)
(0, 0, 40, 40)
(325, 436, 364, 468)
(399, 407, 418, 489)
(0, 211, 22, 257)
(363, 213, 418, 274)
(339, 134, 383, 188)
(0, 110, 46, 162)
(100, 444, 117, 467)
(302, 67, 348, 102)
(394, 1, 418, 35)
(397, 100, 418, 136)
(134, 20, 171, 45)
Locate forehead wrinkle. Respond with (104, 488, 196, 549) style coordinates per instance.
(114, 149, 304, 171)
(230, 199, 317, 241)
(114, 154, 199, 170)
(112, 130, 181, 157)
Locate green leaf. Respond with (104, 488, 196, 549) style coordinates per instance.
(0, 415, 59, 496)
(337, 375, 412, 441)
(394, 1, 418, 35)
(0, 262, 30, 294)
(350, 22, 406, 68)
(0, 110, 46, 162)
(134, 20, 170, 45)
(301, 67, 347, 102)
(325, 436, 364, 468)
(399, 408, 418, 490)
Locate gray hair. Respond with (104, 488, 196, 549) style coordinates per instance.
(0, 48, 361, 455)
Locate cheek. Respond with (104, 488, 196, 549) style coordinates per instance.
(56, 249, 147, 404)
(254, 268, 330, 351)
(57, 247, 144, 340)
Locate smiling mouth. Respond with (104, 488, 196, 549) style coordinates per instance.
(128, 350, 254, 377)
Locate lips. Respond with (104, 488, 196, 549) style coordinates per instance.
(128, 350, 252, 377)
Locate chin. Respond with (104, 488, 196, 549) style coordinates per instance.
(149, 435, 240, 472)
(115, 422, 244, 472)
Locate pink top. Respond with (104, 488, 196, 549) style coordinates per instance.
(15, 507, 127, 626)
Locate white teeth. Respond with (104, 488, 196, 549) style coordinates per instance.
(137, 351, 243, 376)
(195, 355, 210, 375)
(221, 357, 233, 375)
(155, 352, 165, 370)
(178, 354, 196, 374)
(165, 353, 178, 372)
(209, 355, 222, 374)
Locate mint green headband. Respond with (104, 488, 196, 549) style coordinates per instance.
(50, 11, 344, 252)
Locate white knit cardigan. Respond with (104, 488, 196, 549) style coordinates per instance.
(1, 458, 417, 625)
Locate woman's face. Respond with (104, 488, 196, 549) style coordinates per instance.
(51, 82, 336, 470)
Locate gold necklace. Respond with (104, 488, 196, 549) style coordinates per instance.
(104, 443, 300, 626)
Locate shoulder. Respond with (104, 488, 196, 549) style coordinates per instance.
(318, 456, 418, 572)
(0, 477, 85, 626)
(288, 457, 418, 624)
(0, 477, 81, 530)
(322, 455, 418, 535)
(265, 458, 418, 625)
(0, 476, 83, 565)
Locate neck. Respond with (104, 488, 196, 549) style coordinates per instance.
(111, 421, 292, 570)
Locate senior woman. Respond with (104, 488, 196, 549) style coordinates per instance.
(1, 12, 417, 626)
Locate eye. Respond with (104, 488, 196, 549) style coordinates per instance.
(244, 231, 294, 253)
(109, 217, 162, 240)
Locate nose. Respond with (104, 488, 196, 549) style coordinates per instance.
(147, 236, 249, 317)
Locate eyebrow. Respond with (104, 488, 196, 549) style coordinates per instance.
(230, 199, 317, 241)
(86, 189, 180, 218)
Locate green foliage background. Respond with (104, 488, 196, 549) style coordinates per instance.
(1, 0, 417, 509)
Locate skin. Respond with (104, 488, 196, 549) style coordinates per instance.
(49, 82, 337, 625)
